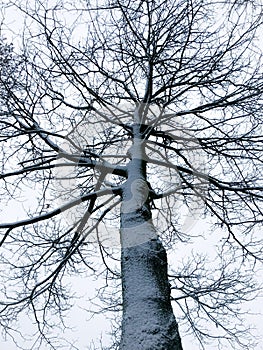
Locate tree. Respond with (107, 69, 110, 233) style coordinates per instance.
(0, 0, 262, 349)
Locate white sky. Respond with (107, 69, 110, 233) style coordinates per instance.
(0, 1, 262, 349)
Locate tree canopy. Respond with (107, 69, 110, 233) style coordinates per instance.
(0, 0, 262, 349)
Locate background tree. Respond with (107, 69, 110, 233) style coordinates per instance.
(0, 0, 262, 349)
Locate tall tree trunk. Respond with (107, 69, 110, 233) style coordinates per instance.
(119, 128, 183, 349)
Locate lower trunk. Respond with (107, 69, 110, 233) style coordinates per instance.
(119, 221, 183, 350)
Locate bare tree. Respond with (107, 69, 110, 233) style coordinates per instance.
(0, 0, 262, 349)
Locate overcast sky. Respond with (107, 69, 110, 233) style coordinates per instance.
(0, 1, 262, 349)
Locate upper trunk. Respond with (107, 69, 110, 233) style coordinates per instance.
(119, 124, 183, 349)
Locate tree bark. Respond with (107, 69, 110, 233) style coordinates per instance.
(119, 235, 183, 350)
(119, 126, 183, 349)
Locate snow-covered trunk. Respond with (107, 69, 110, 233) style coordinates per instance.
(119, 125, 183, 350)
